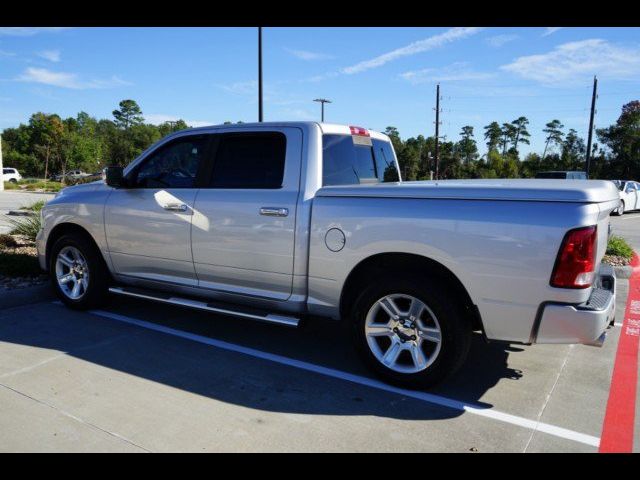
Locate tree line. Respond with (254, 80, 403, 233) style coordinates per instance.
(0, 99, 242, 179)
(387, 100, 640, 181)
(2, 99, 639, 181)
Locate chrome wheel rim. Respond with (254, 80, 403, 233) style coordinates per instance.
(365, 294, 442, 374)
(55, 246, 90, 300)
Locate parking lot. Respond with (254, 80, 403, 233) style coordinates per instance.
(0, 209, 639, 452)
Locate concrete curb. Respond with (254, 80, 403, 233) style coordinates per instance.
(0, 283, 54, 310)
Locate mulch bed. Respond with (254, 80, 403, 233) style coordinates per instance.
(0, 234, 48, 291)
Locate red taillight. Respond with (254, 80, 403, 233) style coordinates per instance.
(349, 126, 370, 137)
(550, 226, 598, 289)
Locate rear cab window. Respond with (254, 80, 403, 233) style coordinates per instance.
(322, 133, 400, 186)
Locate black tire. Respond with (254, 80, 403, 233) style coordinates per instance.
(351, 273, 472, 389)
(49, 233, 110, 310)
(618, 201, 625, 216)
(8, 178, 17, 184)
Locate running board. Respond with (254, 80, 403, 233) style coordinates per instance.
(108, 286, 300, 327)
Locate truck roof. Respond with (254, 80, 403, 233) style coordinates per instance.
(173, 121, 391, 141)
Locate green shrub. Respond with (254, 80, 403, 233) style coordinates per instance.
(606, 235, 634, 259)
(3, 181, 20, 190)
(5, 201, 44, 242)
(23, 200, 45, 212)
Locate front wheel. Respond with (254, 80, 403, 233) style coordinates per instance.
(614, 201, 625, 216)
(49, 234, 110, 310)
(8, 178, 17, 184)
(351, 275, 472, 389)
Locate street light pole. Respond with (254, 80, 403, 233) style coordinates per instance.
(313, 98, 332, 122)
(258, 27, 263, 123)
(585, 75, 598, 178)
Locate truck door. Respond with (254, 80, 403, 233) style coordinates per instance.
(104, 134, 210, 286)
(191, 127, 302, 300)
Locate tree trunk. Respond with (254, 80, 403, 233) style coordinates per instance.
(542, 138, 550, 159)
(43, 145, 50, 182)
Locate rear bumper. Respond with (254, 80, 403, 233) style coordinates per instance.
(535, 264, 616, 346)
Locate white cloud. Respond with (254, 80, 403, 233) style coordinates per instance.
(341, 27, 483, 75)
(217, 80, 258, 96)
(400, 62, 495, 84)
(486, 34, 518, 48)
(542, 27, 563, 37)
(501, 39, 640, 85)
(285, 48, 334, 61)
(0, 27, 70, 36)
(145, 114, 212, 128)
(17, 67, 131, 89)
(0, 50, 16, 57)
(37, 50, 61, 62)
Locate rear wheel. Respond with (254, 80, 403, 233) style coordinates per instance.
(50, 234, 110, 310)
(351, 274, 472, 389)
(614, 201, 625, 216)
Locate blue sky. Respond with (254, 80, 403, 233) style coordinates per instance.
(1, 26, 639, 156)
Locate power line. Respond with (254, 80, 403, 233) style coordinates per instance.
(434, 84, 441, 180)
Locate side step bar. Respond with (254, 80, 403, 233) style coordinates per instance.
(108, 286, 300, 327)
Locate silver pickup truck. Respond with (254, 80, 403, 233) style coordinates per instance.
(36, 122, 620, 388)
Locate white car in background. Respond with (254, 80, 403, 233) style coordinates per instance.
(612, 180, 639, 215)
(2, 168, 22, 183)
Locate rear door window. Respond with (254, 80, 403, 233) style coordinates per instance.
(209, 132, 286, 189)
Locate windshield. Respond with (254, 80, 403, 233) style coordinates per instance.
(322, 134, 400, 186)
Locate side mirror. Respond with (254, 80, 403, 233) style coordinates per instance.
(105, 166, 125, 188)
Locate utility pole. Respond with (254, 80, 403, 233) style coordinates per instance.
(313, 98, 331, 122)
(258, 27, 263, 122)
(0, 134, 3, 192)
(585, 76, 598, 178)
(434, 84, 441, 180)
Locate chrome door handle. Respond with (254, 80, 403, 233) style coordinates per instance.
(163, 203, 188, 212)
(260, 207, 289, 217)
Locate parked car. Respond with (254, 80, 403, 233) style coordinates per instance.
(2, 167, 22, 183)
(612, 180, 639, 215)
(535, 171, 587, 179)
(36, 122, 620, 388)
(52, 170, 92, 182)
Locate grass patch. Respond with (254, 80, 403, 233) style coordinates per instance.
(22, 180, 63, 192)
(606, 235, 634, 260)
(3, 181, 20, 190)
(3, 179, 64, 192)
(0, 251, 41, 277)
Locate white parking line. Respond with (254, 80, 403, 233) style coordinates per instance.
(87, 307, 600, 448)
